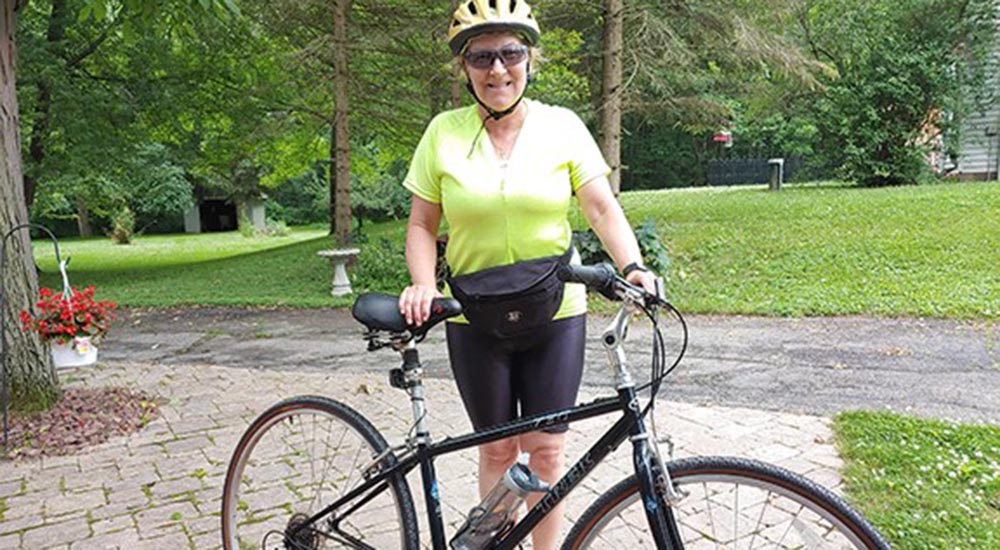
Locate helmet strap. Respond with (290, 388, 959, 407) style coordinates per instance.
(464, 63, 532, 158)
(463, 62, 532, 122)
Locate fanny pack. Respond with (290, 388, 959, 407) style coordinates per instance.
(447, 244, 574, 338)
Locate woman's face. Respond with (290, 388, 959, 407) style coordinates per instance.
(462, 33, 529, 113)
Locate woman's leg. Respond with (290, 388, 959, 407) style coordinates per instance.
(518, 431, 566, 550)
(446, 322, 520, 495)
(478, 436, 520, 498)
(514, 315, 586, 550)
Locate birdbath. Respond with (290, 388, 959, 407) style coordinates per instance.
(317, 248, 361, 296)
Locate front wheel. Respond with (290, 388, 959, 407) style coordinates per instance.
(221, 396, 420, 550)
(564, 456, 890, 549)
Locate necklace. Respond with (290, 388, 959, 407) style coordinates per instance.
(487, 104, 527, 162)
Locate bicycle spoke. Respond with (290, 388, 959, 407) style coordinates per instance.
(701, 480, 720, 549)
(567, 458, 886, 550)
(745, 490, 771, 550)
(734, 483, 739, 548)
(222, 398, 417, 550)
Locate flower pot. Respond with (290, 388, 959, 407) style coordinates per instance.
(50, 336, 98, 368)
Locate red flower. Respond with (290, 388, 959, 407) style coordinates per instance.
(19, 286, 117, 344)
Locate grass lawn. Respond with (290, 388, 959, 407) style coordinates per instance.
(34, 226, 337, 307)
(31, 179, 1000, 316)
(834, 412, 1000, 549)
(610, 180, 1000, 318)
(34, 222, 412, 307)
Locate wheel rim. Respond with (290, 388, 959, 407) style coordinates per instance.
(222, 404, 408, 550)
(577, 473, 872, 549)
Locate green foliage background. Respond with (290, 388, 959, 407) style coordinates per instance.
(15, 0, 1000, 238)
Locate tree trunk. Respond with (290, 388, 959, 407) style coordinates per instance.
(1, 0, 60, 410)
(75, 197, 93, 237)
(328, 124, 336, 235)
(600, 0, 624, 195)
(330, 0, 352, 244)
(23, 0, 67, 208)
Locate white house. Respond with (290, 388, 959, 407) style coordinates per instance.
(937, 10, 1000, 180)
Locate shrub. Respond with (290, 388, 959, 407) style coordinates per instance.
(353, 237, 410, 293)
(573, 218, 670, 275)
(110, 206, 136, 245)
(353, 175, 410, 229)
(260, 219, 290, 237)
(238, 211, 256, 238)
(266, 167, 328, 225)
(805, 1, 996, 187)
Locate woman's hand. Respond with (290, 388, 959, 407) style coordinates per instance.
(625, 269, 660, 297)
(399, 284, 443, 326)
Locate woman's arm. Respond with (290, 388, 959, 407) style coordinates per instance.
(576, 175, 658, 291)
(399, 195, 443, 326)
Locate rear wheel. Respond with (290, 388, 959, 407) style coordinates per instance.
(564, 456, 890, 549)
(222, 396, 419, 549)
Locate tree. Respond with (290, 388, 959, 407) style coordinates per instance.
(246, 0, 452, 238)
(3, 0, 233, 410)
(18, 0, 142, 236)
(331, 0, 351, 242)
(600, 0, 623, 194)
(538, 0, 824, 189)
(797, 0, 998, 186)
(2, 0, 59, 409)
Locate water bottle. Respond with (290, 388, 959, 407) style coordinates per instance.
(450, 462, 549, 550)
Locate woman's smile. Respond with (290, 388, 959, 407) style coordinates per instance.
(464, 34, 528, 112)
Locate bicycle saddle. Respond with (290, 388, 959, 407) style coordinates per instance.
(352, 293, 462, 336)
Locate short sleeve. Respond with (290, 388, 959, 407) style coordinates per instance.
(403, 117, 442, 204)
(565, 112, 611, 192)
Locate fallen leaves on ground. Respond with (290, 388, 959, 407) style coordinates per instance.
(2, 387, 163, 461)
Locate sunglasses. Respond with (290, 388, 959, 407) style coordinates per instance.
(463, 45, 529, 70)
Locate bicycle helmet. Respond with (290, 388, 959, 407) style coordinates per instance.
(448, 0, 541, 56)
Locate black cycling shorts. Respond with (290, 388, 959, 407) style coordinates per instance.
(445, 314, 586, 434)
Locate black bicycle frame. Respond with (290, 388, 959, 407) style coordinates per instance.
(302, 384, 682, 550)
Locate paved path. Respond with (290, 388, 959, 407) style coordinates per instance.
(106, 307, 1000, 423)
(2, 305, 996, 548)
(0, 361, 843, 549)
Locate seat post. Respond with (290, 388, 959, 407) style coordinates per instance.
(400, 341, 431, 445)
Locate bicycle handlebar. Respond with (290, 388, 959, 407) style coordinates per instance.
(558, 263, 666, 307)
(556, 263, 619, 300)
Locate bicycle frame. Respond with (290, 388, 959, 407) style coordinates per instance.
(298, 379, 681, 550)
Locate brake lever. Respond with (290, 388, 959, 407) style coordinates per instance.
(616, 276, 669, 311)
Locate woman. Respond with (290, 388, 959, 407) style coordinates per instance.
(399, 1, 658, 548)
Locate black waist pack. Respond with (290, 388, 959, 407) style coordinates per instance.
(447, 245, 574, 338)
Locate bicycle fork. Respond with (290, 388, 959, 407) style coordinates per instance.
(605, 308, 686, 550)
(629, 412, 685, 549)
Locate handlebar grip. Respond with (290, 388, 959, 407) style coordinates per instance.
(557, 263, 618, 298)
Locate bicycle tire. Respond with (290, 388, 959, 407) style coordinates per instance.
(563, 456, 890, 550)
(222, 395, 420, 550)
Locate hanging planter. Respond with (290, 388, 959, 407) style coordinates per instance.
(50, 336, 99, 368)
(19, 285, 117, 369)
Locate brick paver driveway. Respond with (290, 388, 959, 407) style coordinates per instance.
(0, 361, 843, 549)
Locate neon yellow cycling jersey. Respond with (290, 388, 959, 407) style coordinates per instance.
(404, 99, 610, 320)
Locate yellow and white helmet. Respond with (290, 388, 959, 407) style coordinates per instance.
(448, 0, 541, 56)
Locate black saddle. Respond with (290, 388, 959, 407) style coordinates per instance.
(352, 293, 462, 337)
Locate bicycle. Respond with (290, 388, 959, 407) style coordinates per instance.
(222, 263, 891, 549)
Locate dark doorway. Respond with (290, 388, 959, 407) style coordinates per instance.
(199, 200, 238, 232)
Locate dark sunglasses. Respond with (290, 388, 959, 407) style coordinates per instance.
(463, 45, 529, 70)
